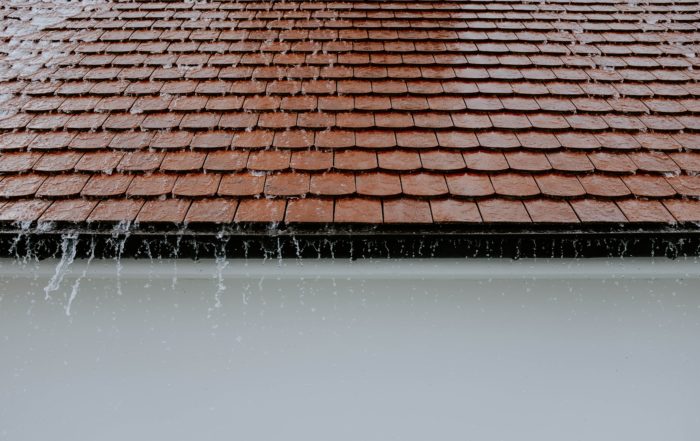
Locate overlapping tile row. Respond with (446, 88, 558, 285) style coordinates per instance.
(1, 0, 700, 225)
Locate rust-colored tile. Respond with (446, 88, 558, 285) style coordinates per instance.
(477, 131, 520, 149)
(36, 175, 89, 198)
(232, 130, 274, 148)
(88, 199, 144, 222)
(0, 200, 51, 222)
(666, 176, 700, 197)
(161, 151, 207, 172)
(173, 174, 222, 197)
(664, 200, 700, 222)
(259, 112, 297, 129)
(628, 152, 680, 174)
(378, 151, 421, 171)
(298, 112, 334, 129)
(219, 112, 258, 129)
(670, 153, 700, 174)
(401, 173, 448, 197)
(505, 152, 552, 172)
(0, 132, 36, 151)
(29, 132, 74, 150)
(535, 174, 586, 198)
(596, 133, 640, 150)
(110, 131, 153, 150)
(356, 131, 396, 149)
(0, 175, 46, 198)
(127, 174, 177, 197)
(334, 151, 377, 170)
(623, 175, 676, 198)
(118, 151, 164, 172)
(571, 200, 627, 223)
(191, 131, 233, 149)
(137, 199, 191, 224)
(491, 174, 540, 197)
(517, 132, 561, 150)
(524, 200, 579, 223)
(234, 199, 286, 223)
(218, 174, 265, 197)
(335, 198, 382, 223)
(436, 131, 479, 149)
(383, 199, 432, 224)
(430, 199, 481, 223)
(463, 151, 509, 171)
(264, 172, 310, 196)
(0, 152, 43, 173)
(396, 130, 438, 149)
(617, 200, 675, 223)
(247, 150, 291, 171)
(273, 130, 314, 149)
(82, 174, 133, 197)
(75, 151, 125, 173)
(546, 152, 594, 172)
(578, 175, 631, 198)
(185, 199, 238, 224)
(40, 199, 97, 222)
(290, 151, 333, 171)
(33, 152, 83, 173)
(315, 130, 355, 149)
(310, 172, 356, 196)
(70, 132, 114, 150)
(478, 199, 531, 223)
(375, 113, 413, 129)
(356, 172, 402, 197)
(336, 112, 374, 129)
(204, 151, 249, 171)
(285, 198, 334, 223)
(587, 152, 637, 174)
(446, 174, 494, 197)
(150, 131, 193, 150)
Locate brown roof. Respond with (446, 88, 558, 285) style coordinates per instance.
(1, 0, 700, 226)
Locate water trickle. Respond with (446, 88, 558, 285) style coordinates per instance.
(8, 221, 32, 260)
(111, 221, 131, 296)
(44, 233, 78, 301)
(65, 237, 96, 316)
(211, 235, 230, 312)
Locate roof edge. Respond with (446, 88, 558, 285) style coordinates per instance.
(2, 224, 700, 259)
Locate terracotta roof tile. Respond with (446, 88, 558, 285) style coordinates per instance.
(40, 199, 97, 222)
(525, 199, 579, 224)
(571, 200, 627, 223)
(88, 199, 143, 222)
(430, 199, 481, 223)
(285, 198, 333, 223)
(185, 199, 238, 224)
(124, 173, 173, 197)
(383, 199, 432, 224)
(36, 175, 89, 198)
(1, 0, 699, 228)
(617, 200, 675, 223)
(137, 199, 191, 223)
(664, 200, 700, 222)
(478, 199, 531, 223)
(218, 173, 265, 197)
(234, 199, 286, 223)
(335, 198, 382, 224)
(0, 200, 51, 221)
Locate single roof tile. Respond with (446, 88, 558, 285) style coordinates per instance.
(285, 198, 334, 223)
(383, 199, 432, 224)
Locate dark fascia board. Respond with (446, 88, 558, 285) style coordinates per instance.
(1, 221, 700, 259)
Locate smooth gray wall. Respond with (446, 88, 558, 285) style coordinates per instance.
(1, 258, 699, 441)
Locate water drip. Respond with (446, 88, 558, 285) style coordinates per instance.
(43, 232, 78, 301)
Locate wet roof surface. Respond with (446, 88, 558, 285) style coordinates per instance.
(1, 0, 700, 226)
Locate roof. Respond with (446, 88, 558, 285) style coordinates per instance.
(1, 0, 700, 230)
